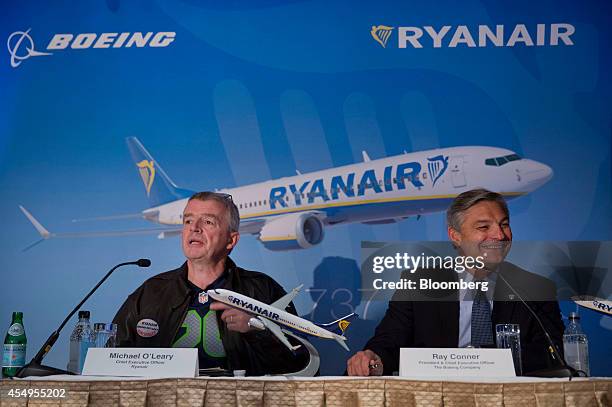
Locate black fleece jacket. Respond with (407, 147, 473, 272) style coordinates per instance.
(113, 258, 307, 375)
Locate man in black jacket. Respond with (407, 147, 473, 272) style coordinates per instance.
(113, 191, 306, 375)
(347, 189, 564, 376)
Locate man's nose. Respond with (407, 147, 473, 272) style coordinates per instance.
(190, 218, 203, 232)
(490, 224, 506, 240)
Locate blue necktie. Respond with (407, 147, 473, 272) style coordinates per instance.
(471, 288, 493, 347)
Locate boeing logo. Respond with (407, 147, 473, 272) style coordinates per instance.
(7, 29, 52, 68)
(371, 23, 575, 48)
(7, 29, 176, 68)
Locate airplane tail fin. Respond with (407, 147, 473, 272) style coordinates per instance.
(318, 313, 356, 351)
(125, 137, 194, 207)
(316, 312, 357, 335)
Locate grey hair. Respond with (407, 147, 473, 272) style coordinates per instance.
(446, 188, 509, 231)
(188, 191, 240, 233)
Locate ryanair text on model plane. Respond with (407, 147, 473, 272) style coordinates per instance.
(7, 28, 175, 68)
(371, 23, 575, 49)
(208, 285, 356, 351)
(19, 138, 553, 251)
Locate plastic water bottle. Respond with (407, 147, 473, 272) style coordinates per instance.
(563, 312, 589, 376)
(2, 312, 27, 378)
(67, 310, 93, 374)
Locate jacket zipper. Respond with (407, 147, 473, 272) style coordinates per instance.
(169, 296, 191, 345)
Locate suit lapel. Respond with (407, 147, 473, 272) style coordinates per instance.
(437, 268, 460, 347)
(492, 270, 519, 328)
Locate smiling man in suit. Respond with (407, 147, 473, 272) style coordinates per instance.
(347, 188, 564, 376)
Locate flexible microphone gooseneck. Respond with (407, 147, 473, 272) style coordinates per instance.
(496, 273, 581, 378)
(14, 259, 151, 378)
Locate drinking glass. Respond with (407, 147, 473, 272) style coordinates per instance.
(496, 323, 522, 375)
(92, 323, 117, 348)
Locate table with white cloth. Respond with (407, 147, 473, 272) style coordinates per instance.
(1, 375, 610, 407)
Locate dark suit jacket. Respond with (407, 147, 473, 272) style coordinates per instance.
(365, 263, 564, 375)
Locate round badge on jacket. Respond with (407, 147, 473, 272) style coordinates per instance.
(136, 319, 159, 338)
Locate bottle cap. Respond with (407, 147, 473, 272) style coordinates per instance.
(78, 310, 91, 319)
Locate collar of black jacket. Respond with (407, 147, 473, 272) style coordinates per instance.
(165, 257, 241, 310)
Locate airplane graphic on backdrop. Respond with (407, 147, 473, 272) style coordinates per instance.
(207, 284, 355, 351)
(20, 137, 553, 251)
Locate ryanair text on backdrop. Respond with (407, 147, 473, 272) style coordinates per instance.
(268, 156, 447, 209)
(370, 23, 575, 49)
(7, 29, 175, 68)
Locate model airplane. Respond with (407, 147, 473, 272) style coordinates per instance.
(572, 296, 612, 316)
(20, 137, 553, 251)
(207, 284, 355, 351)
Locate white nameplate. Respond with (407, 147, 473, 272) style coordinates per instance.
(82, 348, 198, 378)
(399, 348, 516, 378)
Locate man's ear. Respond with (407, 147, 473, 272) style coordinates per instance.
(448, 226, 461, 247)
(227, 232, 240, 251)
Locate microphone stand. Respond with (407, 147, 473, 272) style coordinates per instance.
(497, 273, 580, 378)
(15, 259, 150, 378)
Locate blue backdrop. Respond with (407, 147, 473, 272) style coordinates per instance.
(1, 0, 610, 376)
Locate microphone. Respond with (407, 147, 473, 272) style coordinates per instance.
(15, 259, 151, 378)
(137, 258, 151, 267)
(496, 273, 580, 378)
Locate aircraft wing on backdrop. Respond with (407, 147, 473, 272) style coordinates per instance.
(237, 218, 267, 234)
(19, 205, 181, 250)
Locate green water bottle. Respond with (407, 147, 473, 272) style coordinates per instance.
(2, 312, 27, 378)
